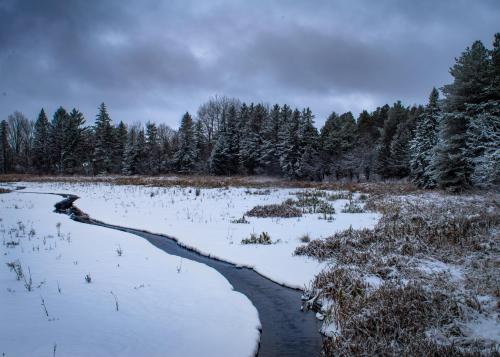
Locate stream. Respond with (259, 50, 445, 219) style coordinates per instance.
(53, 193, 323, 357)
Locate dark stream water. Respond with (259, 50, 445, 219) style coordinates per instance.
(52, 193, 322, 356)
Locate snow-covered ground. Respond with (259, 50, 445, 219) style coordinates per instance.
(11, 182, 380, 288)
(0, 191, 260, 356)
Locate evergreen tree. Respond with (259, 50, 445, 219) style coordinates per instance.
(260, 104, 281, 174)
(63, 108, 86, 173)
(376, 101, 408, 178)
(442, 41, 491, 111)
(122, 126, 139, 175)
(239, 104, 261, 174)
(0, 120, 10, 173)
(93, 103, 114, 174)
(466, 101, 500, 188)
(32, 109, 51, 173)
(431, 40, 492, 191)
(296, 108, 320, 180)
(145, 121, 160, 174)
(174, 112, 197, 173)
(113, 121, 128, 173)
(429, 111, 472, 191)
(209, 128, 231, 175)
(193, 120, 208, 171)
(489, 33, 500, 100)
(49, 107, 69, 173)
(279, 108, 301, 178)
(410, 88, 441, 187)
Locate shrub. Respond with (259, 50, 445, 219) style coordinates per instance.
(299, 234, 311, 243)
(241, 232, 272, 245)
(341, 200, 364, 213)
(231, 215, 250, 224)
(246, 203, 302, 218)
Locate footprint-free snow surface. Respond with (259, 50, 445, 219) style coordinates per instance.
(0, 192, 260, 356)
(14, 182, 380, 288)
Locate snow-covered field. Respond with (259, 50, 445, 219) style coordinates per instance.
(0, 191, 260, 356)
(11, 181, 380, 288)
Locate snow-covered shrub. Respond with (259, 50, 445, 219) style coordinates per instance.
(230, 216, 250, 224)
(341, 200, 364, 213)
(241, 232, 272, 245)
(245, 203, 302, 218)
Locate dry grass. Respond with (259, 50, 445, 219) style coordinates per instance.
(246, 203, 302, 218)
(0, 187, 11, 194)
(297, 192, 500, 355)
(0, 173, 422, 193)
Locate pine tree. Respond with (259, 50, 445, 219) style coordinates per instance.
(442, 41, 491, 111)
(32, 109, 51, 173)
(466, 101, 500, 188)
(93, 103, 114, 174)
(296, 108, 320, 180)
(174, 112, 197, 173)
(193, 120, 207, 171)
(63, 108, 86, 173)
(122, 126, 139, 175)
(225, 104, 240, 174)
(410, 88, 441, 187)
(145, 121, 160, 174)
(239, 104, 261, 174)
(209, 128, 231, 175)
(0, 120, 10, 173)
(260, 104, 281, 174)
(376, 101, 408, 178)
(430, 111, 472, 191)
(489, 33, 500, 100)
(431, 40, 492, 191)
(49, 107, 69, 173)
(113, 121, 128, 173)
(279, 108, 301, 178)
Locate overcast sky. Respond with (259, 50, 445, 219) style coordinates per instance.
(1, 0, 499, 128)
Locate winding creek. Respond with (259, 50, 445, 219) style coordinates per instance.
(49, 192, 323, 356)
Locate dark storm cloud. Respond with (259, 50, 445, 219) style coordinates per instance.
(0, 0, 498, 127)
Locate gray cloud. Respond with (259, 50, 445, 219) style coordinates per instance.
(0, 0, 498, 127)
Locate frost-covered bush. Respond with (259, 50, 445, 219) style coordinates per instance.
(241, 232, 272, 245)
(341, 200, 364, 213)
(245, 203, 302, 218)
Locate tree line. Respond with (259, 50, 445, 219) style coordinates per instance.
(0, 33, 498, 192)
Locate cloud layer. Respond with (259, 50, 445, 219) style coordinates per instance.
(0, 0, 498, 127)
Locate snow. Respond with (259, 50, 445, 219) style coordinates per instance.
(12, 182, 380, 289)
(0, 192, 260, 357)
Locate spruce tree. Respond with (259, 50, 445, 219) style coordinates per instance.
(63, 108, 86, 173)
(93, 103, 114, 174)
(174, 112, 197, 173)
(0, 120, 10, 173)
(296, 108, 319, 180)
(442, 41, 491, 111)
(260, 104, 281, 174)
(466, 101, 500, 188)
(376, 101, 408, 178)
(113, 121, 128, 173)
(410, 88, 441, 187)
(279, 108, 301, 178)
(432, 40, 491, 191)
(32, 109, 51, 173)
(49, 107, 69, 173)
(239, 104, 261, 174)
(145, 121, 160, 174)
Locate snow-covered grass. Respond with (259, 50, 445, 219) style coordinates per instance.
(12, 182, 380, 288)
(0, 192, 260, 356)
(297, 191, 500, 355)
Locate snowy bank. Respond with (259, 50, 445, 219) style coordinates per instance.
(13, 182, 380, 288)
(0, 192, 260, 356)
